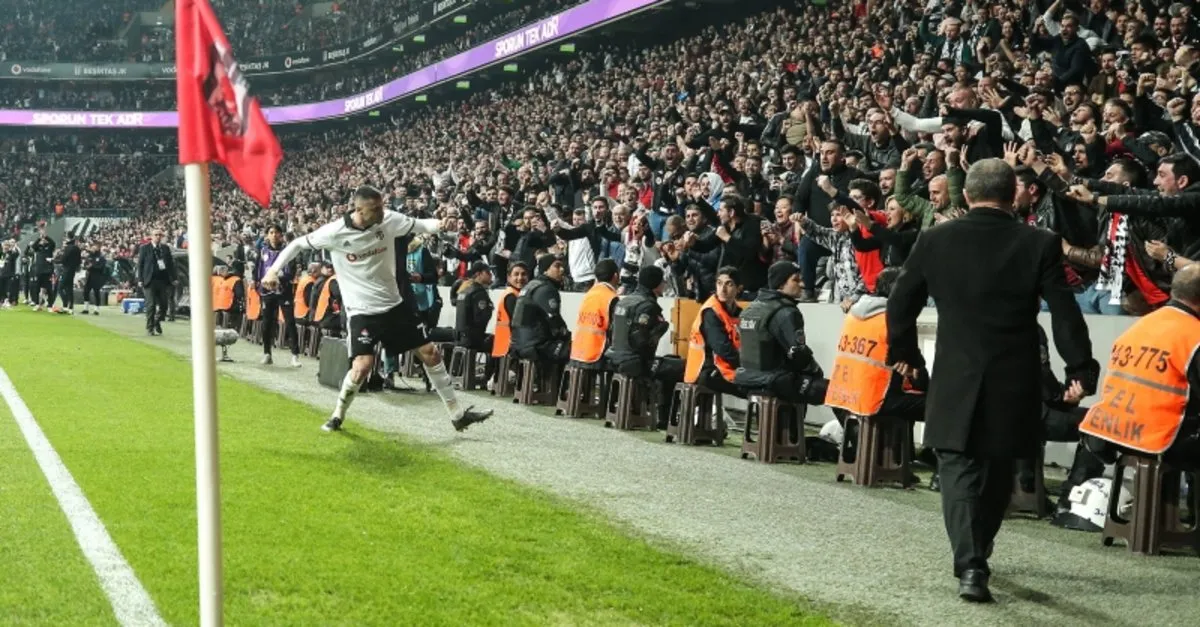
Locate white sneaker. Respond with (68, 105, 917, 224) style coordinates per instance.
(260, 355, 273, 366)
(290, 355, 302, 368)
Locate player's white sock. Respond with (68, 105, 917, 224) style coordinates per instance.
(425, 361, 464, 420)
(333, 371, 363, 420)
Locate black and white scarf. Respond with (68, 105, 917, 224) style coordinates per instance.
(1096, 213, 1128, 305)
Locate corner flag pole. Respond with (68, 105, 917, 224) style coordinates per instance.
(184, 161, 224, 627)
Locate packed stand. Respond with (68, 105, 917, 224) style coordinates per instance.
(0, 0, 581, 111)
(0, 0, 418, 63)
(13, 0, 1200, 323)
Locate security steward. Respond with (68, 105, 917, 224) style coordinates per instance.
(825, 267, 927, 422)
(308, 262, 343, 335)
(683, 265, 744, 397)
(455, 261, 495, 353)
(510, 255, 570, 365)
(215, 261, 246, 329)
(606, 266, 681, 428)
(568, 259, 621, 370)
(491, 261, 529, 389)
(733, 260, 828, 405)
(293, 262, 320, 341)
(1079, 263, 1200, 467)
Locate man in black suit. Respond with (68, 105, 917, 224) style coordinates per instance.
(137, 228, 177, 336)
(886, 159, 1099, 603)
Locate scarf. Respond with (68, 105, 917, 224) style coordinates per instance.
(1095, 213, 1128, 306)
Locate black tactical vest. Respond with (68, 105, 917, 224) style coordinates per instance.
(608, 292, 658, 357)
(455, 282, 492, 332)
(512, 278, 555, 347)
(737, 297, 788, 373)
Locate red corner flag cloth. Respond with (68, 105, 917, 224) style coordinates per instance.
(176, 0, 282, 207)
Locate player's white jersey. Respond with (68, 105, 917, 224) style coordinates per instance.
(303, 211, 433, 316)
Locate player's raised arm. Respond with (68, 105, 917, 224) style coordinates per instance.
(383, 210, 443, 238)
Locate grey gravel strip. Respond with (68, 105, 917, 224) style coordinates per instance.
(90, 314, 1200, 626)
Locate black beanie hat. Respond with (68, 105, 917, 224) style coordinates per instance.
(537, 254, 560, 274)
(767, 260, 801, 290)
(638, 265, 665, 290)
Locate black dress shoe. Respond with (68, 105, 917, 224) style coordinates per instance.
(958, 569, 993, 603)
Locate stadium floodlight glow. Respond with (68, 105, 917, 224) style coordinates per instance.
(413, 34, 426, 43)
(415, 94, 428, 102)
(560, 43, 576, 52)
(4, 0, 666, 128)
(392, 45, 404, 52)
(453, 15, 467, 24)
(368, 110, 380, 116)
(455, 81, 470, 89)
(503, 63, 518, 72)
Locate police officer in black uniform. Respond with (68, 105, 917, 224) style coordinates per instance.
(733, 260, 828, 404)
(510, 254, 570, 365)
(455, 261, 495, 354)
(81, 241, 107, 315)
(605, 265, 682, 428)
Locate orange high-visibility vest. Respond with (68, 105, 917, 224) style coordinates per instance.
(1080, 306, 1200, 454)
(293, 274, 315, 320)
(684, 295, 740, 384)
(314, 276, 338, 322)
(210, 275, 222, 311)
(569, 282, 618, 363)
(492, 286, 519, 358)
(214, 276, 240, 311)
(246, 285, 261, 321)
(825, 310, 892, 416)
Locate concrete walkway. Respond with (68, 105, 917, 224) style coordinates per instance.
(88, 314, 1200, 626)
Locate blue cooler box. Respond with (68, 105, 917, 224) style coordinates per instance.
(122, 298, 145, 314)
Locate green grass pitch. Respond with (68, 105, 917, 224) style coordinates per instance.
(0, 311, 830, 626)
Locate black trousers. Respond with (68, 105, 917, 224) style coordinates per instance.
(5, 276, 17, 303)
(84, 278, 104, 307)
(261, 293, 300, 356)
(144, 280, 171, 329)
(1018, 405, 1097, 495)
(0, 277, 9, 302)
(516, 339, 570, 366)
(35, 273, 52, 304)
(935, 450, 1014, 576)
(696, 368, 744, 399)
(764, 372, 830, 406)
(24, 274, 35, 303)
(59, 270, 76, 309)
(166, 283, 177, 320)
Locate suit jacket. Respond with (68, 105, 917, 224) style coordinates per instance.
(137, 243, 176, 284)
(886, 207, 1098, 458)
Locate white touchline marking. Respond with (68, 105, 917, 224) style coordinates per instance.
(0, 367, 167, 627)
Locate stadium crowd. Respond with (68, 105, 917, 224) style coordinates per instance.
(0, 0, 581, 110)
(1, 0, 1198, 321)
(0, 0, 423, 63)
(4, 0, 1200, 603)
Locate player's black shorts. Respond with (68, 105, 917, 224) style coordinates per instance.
(346, 303, 430, 358)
